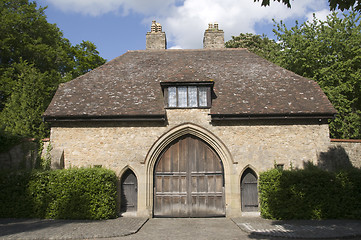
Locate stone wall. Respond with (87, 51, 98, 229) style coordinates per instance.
(317, 139, 361, 170)
(49, 109, 333, 217)
(50, 109, 331, 173)
(0, 140, 39, 170)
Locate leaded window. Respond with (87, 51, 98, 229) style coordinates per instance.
(161, 83, 213, 108)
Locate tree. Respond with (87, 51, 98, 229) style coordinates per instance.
(226, 11, 361, 139)
(0, 61, 51, 138)
(0, 0, 73, 101)
(254, 0, 361, 12)
(273, 11, 361, 139)
(0, 0, 105, 143)
(70, 41, 106, 77)
(225, 33, 281, 63)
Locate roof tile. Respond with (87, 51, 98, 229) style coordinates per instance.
(43, 49, 336, 120)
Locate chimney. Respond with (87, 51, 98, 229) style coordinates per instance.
(146, 20, 167, 50)
(203, 23, 225, 49)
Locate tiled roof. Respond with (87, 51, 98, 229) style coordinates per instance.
(43, 49, 336, 121)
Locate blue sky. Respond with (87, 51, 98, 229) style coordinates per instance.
(36, 0, 333, 61)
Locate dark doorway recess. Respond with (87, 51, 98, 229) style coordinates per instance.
(154, 135, 225, 217)
(241, 168, 259, 212)
(120, 169, 137, 213)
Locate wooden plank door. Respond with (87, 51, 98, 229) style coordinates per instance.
(241, 168, 259, 212)
(121, 169, 137, 212)
(154, 135, 225, 217)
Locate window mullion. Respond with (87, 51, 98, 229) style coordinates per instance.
(186, 86, 189, 107)
(176, 87, 178, 107)
(196, 87, 199, 107)
(207, 87, 210, 108)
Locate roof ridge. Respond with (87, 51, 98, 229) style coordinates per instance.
(127, 48, 249, 53)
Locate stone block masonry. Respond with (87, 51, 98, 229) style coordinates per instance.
(146, 20, 166, 50)
(0, 139, 39, 170)
(203, 23, 225, 49)
(324, 139, 361, 169)
(49, 109, 334, 217)
(50, 109, 331, 172)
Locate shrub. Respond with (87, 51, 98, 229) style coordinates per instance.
(0, 168, 117, 219)
(259, 167, 361, 220)
(0, 170, 34, 218)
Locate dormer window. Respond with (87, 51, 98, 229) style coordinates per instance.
(161, 82, 213, 108)
(167, 86, 208, 108)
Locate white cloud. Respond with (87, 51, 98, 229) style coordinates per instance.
(46, 0, 331, 49)
(159, 0, 331, 49)
(169, 45, 183, 49)
(306, 9, 333, 23)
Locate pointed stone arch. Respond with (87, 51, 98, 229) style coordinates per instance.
(143, 123, 235, 165)
(239, 164, 259, 182)
(143, 123, 235, 216)
(119, 165, 138, 180)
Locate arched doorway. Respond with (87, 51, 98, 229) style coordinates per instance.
(120, 169, 138, 213)
(154, 135, 225, 217)
(241, 168, 259, 212)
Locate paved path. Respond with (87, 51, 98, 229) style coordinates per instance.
(232, 217, 361, 239)
(1, 217, 361, 240)
(117, 218, 249, 240)
(0, 218, 147, 239)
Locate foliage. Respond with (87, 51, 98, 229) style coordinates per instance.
(0, 0, 106, 143)
(226, 11, 361, 139)
(254, 0, 361, 12)
(70, 40, 107, 77)
(225, 33, 281, 63)
(0, 1, 69, 72)
(273, 11, 361, 139)
(0, 170, 34, 218)
(0, 168, 117, 219)
(0, 61, 52, 138)
(40, 141, 52, 170)
(0, 127, 21, 152)
(259, 167, 361, 219)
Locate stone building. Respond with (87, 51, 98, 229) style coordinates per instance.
(43, 22, 337, 218)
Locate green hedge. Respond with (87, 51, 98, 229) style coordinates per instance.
(0, 168, 117, 219)
(259, 167, 361, 220)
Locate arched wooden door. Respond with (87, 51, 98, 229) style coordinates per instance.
(120, 169, 137, 213)
(241, 168, 259, 212)
(154, 135, 225, 217)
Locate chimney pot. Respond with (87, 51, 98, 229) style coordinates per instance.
(151, 20, 157, 32)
